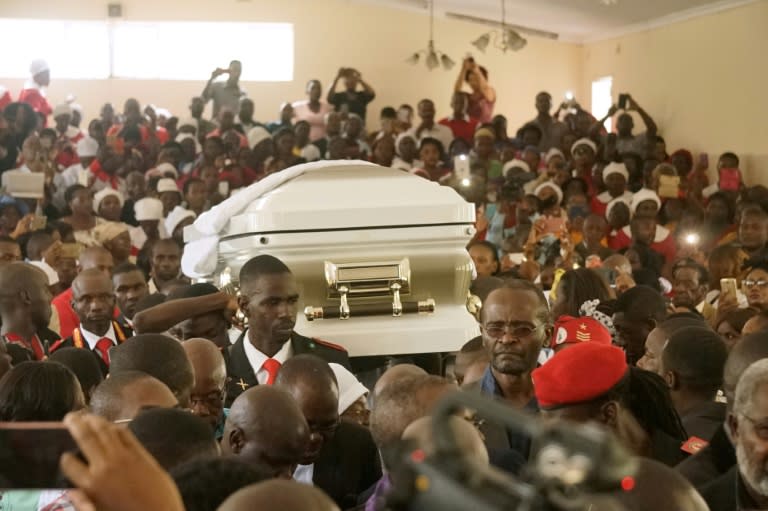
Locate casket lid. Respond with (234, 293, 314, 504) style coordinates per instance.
(224, 164, 475, 235)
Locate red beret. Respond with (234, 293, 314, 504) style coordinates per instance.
(532, 342, 628, 409)
(549, 316, 612, 349)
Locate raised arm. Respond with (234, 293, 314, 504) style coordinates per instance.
(627, 95, 658, 137)
(356, 70, 376, 99)
(471, 65, 496, 103)
(454, 59, 469, 92)
(588, 104, 618, 138)
(326, 68, 345, 103)
(132, 292, 233, 334)
(201, 68, 225, 102)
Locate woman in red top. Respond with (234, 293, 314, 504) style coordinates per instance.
(454, 58, 496, 124)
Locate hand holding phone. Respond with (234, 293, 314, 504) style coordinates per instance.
(618, 93, 629, 110)
(0, 423, 77, 488)
(720, 278, 739, 310)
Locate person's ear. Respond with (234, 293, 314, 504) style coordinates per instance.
(229, 428, 245, 455)
(19, 289, 32, 305)
(727, 413, 740, 443)
(664, 370, 677, 390)
(599, 401, 620, 429)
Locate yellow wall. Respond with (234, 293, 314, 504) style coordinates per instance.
(581, 1, 768, 182)
(0, 0, 583, 131)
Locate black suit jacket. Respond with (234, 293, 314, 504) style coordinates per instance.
(49, 322, 133, 376)
(225, 330, 351, 406)
(313, 421, 382, 510)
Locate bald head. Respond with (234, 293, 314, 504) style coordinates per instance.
(370, 375, 454, 455)
(182, 338, 227, 429)
(402, 416, 488, 466)
(221, 386, 309, 479)
(608, 458, 708, 511)
(0, 262, 52, 329)
(603, 254, 632, 275)
(72, 268, 113, 299)
(79, 246, 114, 276)
(89, 370, 178, 422)
(373, 364, 427, 400)
(276, 355, 339, 465)
(110, 334, 195, 408)
(724, 331, 768, 411)
(219, 480, 339, 511)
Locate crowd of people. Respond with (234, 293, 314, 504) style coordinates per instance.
(0, 55, 768, 511)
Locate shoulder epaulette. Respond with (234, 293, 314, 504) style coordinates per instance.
(312, 338, 348, 352)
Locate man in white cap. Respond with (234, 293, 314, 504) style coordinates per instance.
(18, 59, 52, 126)
(53, 136, 99, 210)
(570, 137, 598, 195)
(611, 188, 676, 264)
(130, 197, 166, 253)
(52, 103, 84, 170)
(591, 161, 634, 217)
(157, 178, 183, 217)
(165, 205, 196, 244)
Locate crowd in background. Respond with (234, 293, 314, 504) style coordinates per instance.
(0, 56, 767, 511)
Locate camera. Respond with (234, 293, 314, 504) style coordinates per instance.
(380, 392, 636, 511)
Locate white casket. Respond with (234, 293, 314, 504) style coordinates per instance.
(184, 162, 479, 357)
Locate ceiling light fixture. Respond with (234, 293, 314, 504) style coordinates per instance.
(405, 0, 455, 71)
(471, 0, 527, 54)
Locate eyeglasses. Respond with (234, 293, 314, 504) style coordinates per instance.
(740, 414, 768, 440)
(743, 280, 768, 289)
(483, 322, 543, 339)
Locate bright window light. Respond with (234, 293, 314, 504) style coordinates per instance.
(112, 21, 294, 81)
(0, 19, 110, 79)
(591, 76, 613, 133)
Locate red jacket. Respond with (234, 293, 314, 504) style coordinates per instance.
(18, 87, 52, 125)
(609, 224, 677, 264)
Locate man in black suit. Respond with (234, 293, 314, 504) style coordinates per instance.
(0, 262, 60, 361)
(225, 255, 350, 406)
(276, 354, 381, 509)
(50, 269, 133, 375)
(699, 358, 768, 511)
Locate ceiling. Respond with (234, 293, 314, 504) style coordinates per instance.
(357, 0, 755, 42)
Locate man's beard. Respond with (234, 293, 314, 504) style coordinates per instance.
(737, 440, 768, 497)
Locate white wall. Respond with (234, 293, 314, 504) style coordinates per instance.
(0, 0, 584, 131)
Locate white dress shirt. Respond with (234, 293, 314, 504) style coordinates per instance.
(242, 331, 293, 385)
(293, 463, 315, 485)
(79, 322, 117, 350)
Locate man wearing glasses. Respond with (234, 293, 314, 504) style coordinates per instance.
(465, 279, 552, 458)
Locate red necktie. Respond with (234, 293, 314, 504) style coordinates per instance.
(94, 338, 114, 366)
(262, 358, 282, 385)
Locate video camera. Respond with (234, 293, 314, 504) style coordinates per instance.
(380, 392, 637, 511)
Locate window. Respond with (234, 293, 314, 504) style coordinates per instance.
(0, 19, 293, 82)
(111, 21, 294, 81)
(0, 19, 110, 79)
(591, 76, 613, 133)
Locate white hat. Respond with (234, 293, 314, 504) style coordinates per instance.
(164, 206, 196, 236)
(134, 197, 164, 221)
(603, 162, 629, 181)
(503, 159, 531, 175)
(157, 178, 181, 195)
(76, 137, 99, 158)
(606, 196, 631, 219)
(29, 260, 60, 286)
(29, 59, 49, 76)
(545, 148, 565, 163)
(247, 126, 271, 149)
(534, 181, 564, 205)
(329, 363, 369, 415)
(147, 163, 179, 180)
(53, 103, 72, 119)
(93, 188, 124, 213)
(571, 138, 597, 156)
(630, 188, 661, 216)
(155, 107, 172, 119)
